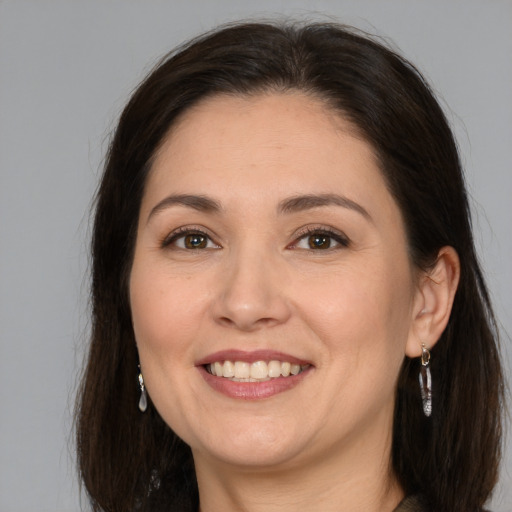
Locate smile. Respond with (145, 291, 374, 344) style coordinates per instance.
(206, 360, 310, 381)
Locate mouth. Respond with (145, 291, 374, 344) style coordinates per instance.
(205, 360, 310, 382)
(197, 350, 313, 399)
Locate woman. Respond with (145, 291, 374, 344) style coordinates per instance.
(76, 21, 504, 512)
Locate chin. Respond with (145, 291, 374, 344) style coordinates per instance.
(187, 419, 309, 469)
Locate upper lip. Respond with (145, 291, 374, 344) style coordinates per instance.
(195, 349, 312, 366)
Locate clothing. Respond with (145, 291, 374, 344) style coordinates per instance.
(393, 495, 428, 512)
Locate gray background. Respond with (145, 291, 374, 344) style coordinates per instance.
(0, 1, 510, 511)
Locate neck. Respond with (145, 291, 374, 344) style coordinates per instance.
(194, 419, 403, 512)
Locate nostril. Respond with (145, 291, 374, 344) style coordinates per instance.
(216, 315, 280, 331)
(217, 316, 236, 328)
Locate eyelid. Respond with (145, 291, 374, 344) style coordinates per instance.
(161, 225, 221, 249)
(289, 225, 350, 249)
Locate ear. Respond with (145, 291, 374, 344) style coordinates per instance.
(405, 246, 461, 358)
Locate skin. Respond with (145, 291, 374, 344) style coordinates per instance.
(129, 92, 460, 512)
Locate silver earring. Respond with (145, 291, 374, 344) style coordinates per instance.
(138, 366, 147, 413)
(419, 344, 432, 417)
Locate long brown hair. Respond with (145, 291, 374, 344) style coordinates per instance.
(76, 21, 504, 512)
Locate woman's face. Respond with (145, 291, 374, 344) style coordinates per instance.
(130, 93, 422, 471)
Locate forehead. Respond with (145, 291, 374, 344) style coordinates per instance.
(160, 92, 364, 150)
(148, 92, 382, 194)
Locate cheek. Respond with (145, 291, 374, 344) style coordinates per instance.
(298, 260, 414, 370)
(306, 263, 411, 328)
(129, 262, 202, 362)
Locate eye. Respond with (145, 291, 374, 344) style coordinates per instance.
(292, 228, 349, 250)
(180, 233, 209, 249)
(163, 229, 220, 250)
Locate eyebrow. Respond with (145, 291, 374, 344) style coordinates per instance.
(147, 194, 222, 223)
(147, 192, 371, 223)
(278, 194, 372, 221)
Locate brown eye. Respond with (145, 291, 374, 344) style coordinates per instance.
(164, 230, 219, 250)
(292, 228, 350, 251)
(308, 234, 331, 249)
(184, 233, 208, 249)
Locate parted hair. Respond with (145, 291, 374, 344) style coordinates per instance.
(76, 21, 504, 512)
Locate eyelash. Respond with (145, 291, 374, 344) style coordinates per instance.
(291, 226, 350, 251)
(161, 225, 350, 251)
(161, 227, 219, 250)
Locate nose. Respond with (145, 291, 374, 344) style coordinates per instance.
(212, 249, 291, 332)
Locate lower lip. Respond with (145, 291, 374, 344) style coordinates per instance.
(198, 365, 312, 400)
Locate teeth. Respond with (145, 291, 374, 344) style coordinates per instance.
(223, 360, 235, 378)
(290, 364, 300, 375)
(250, 361, 268, 379)
(234, 361, 250, 378)
(268, 360, 281, 378)
(207, 360, 308, 380)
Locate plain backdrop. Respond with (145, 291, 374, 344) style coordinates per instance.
(0, 1, 511, 511)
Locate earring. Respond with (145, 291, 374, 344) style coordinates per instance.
(419, 344, 432, 417)
(138, 366, 148, 413)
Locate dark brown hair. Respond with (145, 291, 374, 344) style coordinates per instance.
(76, 21, 504, 512)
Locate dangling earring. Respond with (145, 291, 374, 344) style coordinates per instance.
(138, 365, 148, 413)
(419, 344, 432, 417)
